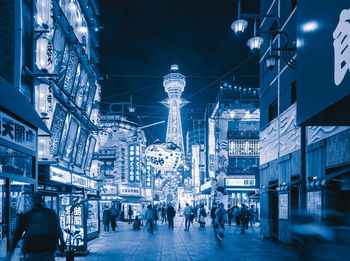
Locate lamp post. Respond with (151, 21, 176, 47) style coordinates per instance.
(231, 0, 296, 70)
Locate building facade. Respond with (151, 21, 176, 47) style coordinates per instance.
(203, 83, 260, 209)
(98, 115, 150, 221)
(259, 0, 350, 244)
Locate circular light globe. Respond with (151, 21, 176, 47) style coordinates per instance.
(231, 19, 248, 36)
(246, 36, 264, 52)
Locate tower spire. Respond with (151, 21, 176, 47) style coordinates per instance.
(161, 65, 188, 152)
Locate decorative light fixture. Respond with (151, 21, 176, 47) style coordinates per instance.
(231, 19, 248, 36)
(231, 0, 296, 69)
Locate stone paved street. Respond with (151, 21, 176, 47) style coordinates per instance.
(58, 217, 300, 261)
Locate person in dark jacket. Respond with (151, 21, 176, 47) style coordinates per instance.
(166, 204, 176, 230)
(210, 203, 218, 226)
(103, 207, 111, 232)
(133, 216, 142, 230)
(110, 205, 118, 232)
(11, 193, 65, 261)
(128, 205, 134, 224)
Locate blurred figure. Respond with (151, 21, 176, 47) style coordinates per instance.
(249, 205, 256, 227)
(11, 193, 65, 261)
(211, 203, 218, 226)
(161, 205, 166, 223)
(110, 205, 118, 231)
(198, 204, 207, 227)
(234, 205, 241, 226)
(145, 205, 155, 234)
(103, 207, 111, 232)
(133, 216, 142, 230)
(214, 203, 227, 241)
(240, 204, 250, 234)
(227, 205, 233, 226)
(128, 205, 133, 224)
(167, 203, 176, 230)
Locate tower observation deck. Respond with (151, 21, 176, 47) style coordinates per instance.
(161, 65, 188, 152)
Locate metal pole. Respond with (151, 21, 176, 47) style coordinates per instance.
(300, 126, 306, 214)
(238, 0, 241, 19)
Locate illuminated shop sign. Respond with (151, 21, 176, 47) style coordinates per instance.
(101, 185, 117, 195)
(72, 174, 88, 188)
(84, 136, 96, 171)
(50, 166, 71, 184)
(145, 142, 181, 171)
(0, 110, 37, 151)
(135, 145, 141, 182)
(146, 161, 152, 188)
(62, 118, 79, 162)
(128, 144, 136, 182)
(88, 180, 98, 190)
(192, 144, 200, 187)
(225, 176, 256, 187)
(297, 0, 350, 125)
(208, 119, 216, 178)
(200, 181, 211, 192)
(119, 185, 141, 196)
(50, 104, 67, 156)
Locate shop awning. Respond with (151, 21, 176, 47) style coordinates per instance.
(0, 77, 50, 134)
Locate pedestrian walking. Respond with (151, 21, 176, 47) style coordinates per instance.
(210, 203, 218, 226)
(197, 204, 207, 227)
(161, 205, 166, 223)
(145, 205, 155, 234)
(227, 205, 233, 226)
(167, 203, 176, 230)
(234, 205, 241, 226)
(103, 207, 111, 232)
(128, 205, 133, 224)
(110, 205, 118, 231)
(183, 203, 192, 231)
(11, 193, 65, 261)
(240, 204, 250, 234)
(250, 205, 256, 227)
(214, 203, 227, 242)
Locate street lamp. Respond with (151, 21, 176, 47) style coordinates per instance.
(231, 0, 296, 70)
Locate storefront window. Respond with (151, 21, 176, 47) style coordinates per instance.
(0, 179, 7, 258)
(0, 145, 34, 178)
(9, 182, 34, 246)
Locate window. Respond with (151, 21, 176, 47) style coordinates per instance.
(291, 81, 297, 104)
(229, 139, 259, 157)
(269, 99, 278, 122)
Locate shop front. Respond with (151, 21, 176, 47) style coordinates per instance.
(225, 176, 260, 211)
(0, 77, 51, 257)
(38, 165, 100, 254)
(118, 185, 145, 221)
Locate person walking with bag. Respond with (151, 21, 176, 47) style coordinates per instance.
(11, 193, 65, 261)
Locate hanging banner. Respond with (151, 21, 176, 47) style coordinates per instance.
(62, 118, 79, 162)
(74, 127, 88, 167)
(50, 104, 67, 156)
(84, 136, 96, 171)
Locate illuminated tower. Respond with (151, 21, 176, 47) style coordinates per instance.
(161, 65, 188, 152)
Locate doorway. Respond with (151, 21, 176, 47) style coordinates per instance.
(268, 183, 278, 240)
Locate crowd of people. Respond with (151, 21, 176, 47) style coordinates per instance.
(102, 202, 258, 237)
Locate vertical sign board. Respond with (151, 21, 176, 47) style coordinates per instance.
(208, 118, 216, 178)
(50, 104, 67, 156)
(135, 145, 141, 182)
(128, 144, 135, 182)
(146, 160, 152, 188)
(62, 118, 79, 162)
(84, 136, 96, 171)
(279, 193, 288, 219)
(297, 0, 350, 125)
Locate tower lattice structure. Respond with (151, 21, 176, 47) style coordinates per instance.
(161, 65, 188, 152)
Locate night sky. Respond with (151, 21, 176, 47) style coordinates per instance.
(99, 0, 259, 143)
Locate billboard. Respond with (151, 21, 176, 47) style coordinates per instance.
(297, 0, 350, 125)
